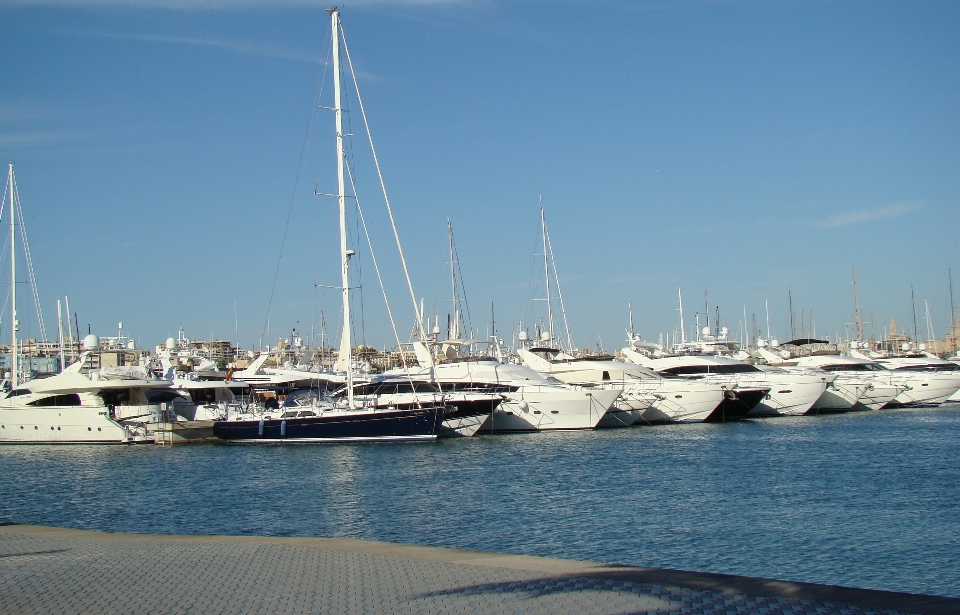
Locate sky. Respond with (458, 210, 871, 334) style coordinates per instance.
(1, 0, 959, 353)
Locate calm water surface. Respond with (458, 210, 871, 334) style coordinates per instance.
(2, 405, 958, 598)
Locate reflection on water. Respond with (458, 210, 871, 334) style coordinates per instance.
(1, 405, 959, 598)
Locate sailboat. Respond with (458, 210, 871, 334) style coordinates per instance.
(213, 7, 444, 443)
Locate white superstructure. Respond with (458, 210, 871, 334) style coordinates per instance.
(385, 346, 620, 432)
(0, 351, 171, 444)
(789, 356, 904, 411)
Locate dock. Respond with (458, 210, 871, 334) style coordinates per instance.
(0, 524, 956, 615)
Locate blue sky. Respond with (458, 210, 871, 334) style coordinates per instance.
(2, 0, 959, 352)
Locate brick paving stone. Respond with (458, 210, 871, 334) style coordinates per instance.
(0, 527, 940, 615)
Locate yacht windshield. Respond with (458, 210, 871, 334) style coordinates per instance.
(820, 363, 888, 372)
(660, 364, 761, 375)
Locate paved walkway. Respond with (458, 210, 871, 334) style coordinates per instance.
(0, 524, 956, 615)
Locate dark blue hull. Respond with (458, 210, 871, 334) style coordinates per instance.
(212, 405, 444, 443)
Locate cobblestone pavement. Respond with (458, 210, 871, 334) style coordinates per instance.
(0, 525, 951, 615)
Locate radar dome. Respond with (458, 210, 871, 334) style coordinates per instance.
(720, 326, 728, 337)
(702, 327, 711, 336)
(771, 339, 780, 348)
(540, 331, 552, 342)
(166, 337, 176, 350)
(82, 334, 100, 350)
(518, 331, 529, 342)
(126, 340, 135, 350)
(902, 342, 912, 351)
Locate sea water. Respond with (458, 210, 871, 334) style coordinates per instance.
(1, 404, 958, 598)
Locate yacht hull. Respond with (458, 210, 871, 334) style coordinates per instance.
(638, 383, 725, 424)
(749, 378, 831, 417)
(212, 406, 443, 443)
(0, 406, 150, 444)
(858, 381, 904, 411)
(476, 389, 620, 433)
(886, 372, 960, 407)
(705, 388, 767, 422)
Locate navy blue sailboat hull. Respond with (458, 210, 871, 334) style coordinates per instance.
(212, 405, 444, 443)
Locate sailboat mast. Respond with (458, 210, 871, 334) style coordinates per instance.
(678, 287, 685, 344)
(950, 267, 957, 354)
(852, 262, 861, 340)
(330, 7, 353, 407)
(447, 220, 458, 340)
(765, 298, 771, 344)
(8, 164, 17, 389)
(540, 201, 553, 344)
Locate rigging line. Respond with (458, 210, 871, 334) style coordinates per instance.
(352, 194, 367, 348)
(15, 189, 46, 342)
(261, 41, 330, 344)
(344, 159, 410, 374)
(340, 24, 425, 339)
(451, 232, 474, 339)
(545, 223, 574, 352)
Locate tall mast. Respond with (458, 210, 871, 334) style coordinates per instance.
(8, 164, 17, 389)
(540, 199, 553, 344)
(789, 290, 795, 339)
(950, 267, 956, 354)
(447, 219, 458, 340)
(57, 299, 64, 373)
(330, 7, 353, 408)
(764, 298, 771, 343)
(628, 302, 634, 340)
(852, 262, 861, 340)
(911, 285, 919, 344)
(678, 287, 685, 344)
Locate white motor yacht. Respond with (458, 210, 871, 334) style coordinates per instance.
(621, 350, 780, 420)
(384, 343, 621, 432)
(788, 356, 905, 411)
(863, 354, 960, 406)
(0, 348, 171, 444)
(518, 347, 724, 426)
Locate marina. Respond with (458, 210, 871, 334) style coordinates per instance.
(3, 2, 960, 610)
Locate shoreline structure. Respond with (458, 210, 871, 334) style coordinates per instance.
(0, 523, 956, 614)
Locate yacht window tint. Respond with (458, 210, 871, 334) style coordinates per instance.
(29, 394, 82, 407)
(602, 371, 610, 381)
(147, 390, 183, 403)
(661, 366, 709, 375)
(661, 364, 759, 375)
(820, 363, 887, 372)
(98, 389, 131, 406)
(6, 389, 31, 398)
(188, 388, 217, 404)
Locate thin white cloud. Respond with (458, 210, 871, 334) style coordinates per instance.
(96, 31, 323, 63)
(819, 201, 922, 229)
(0, 131, 81, 148)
